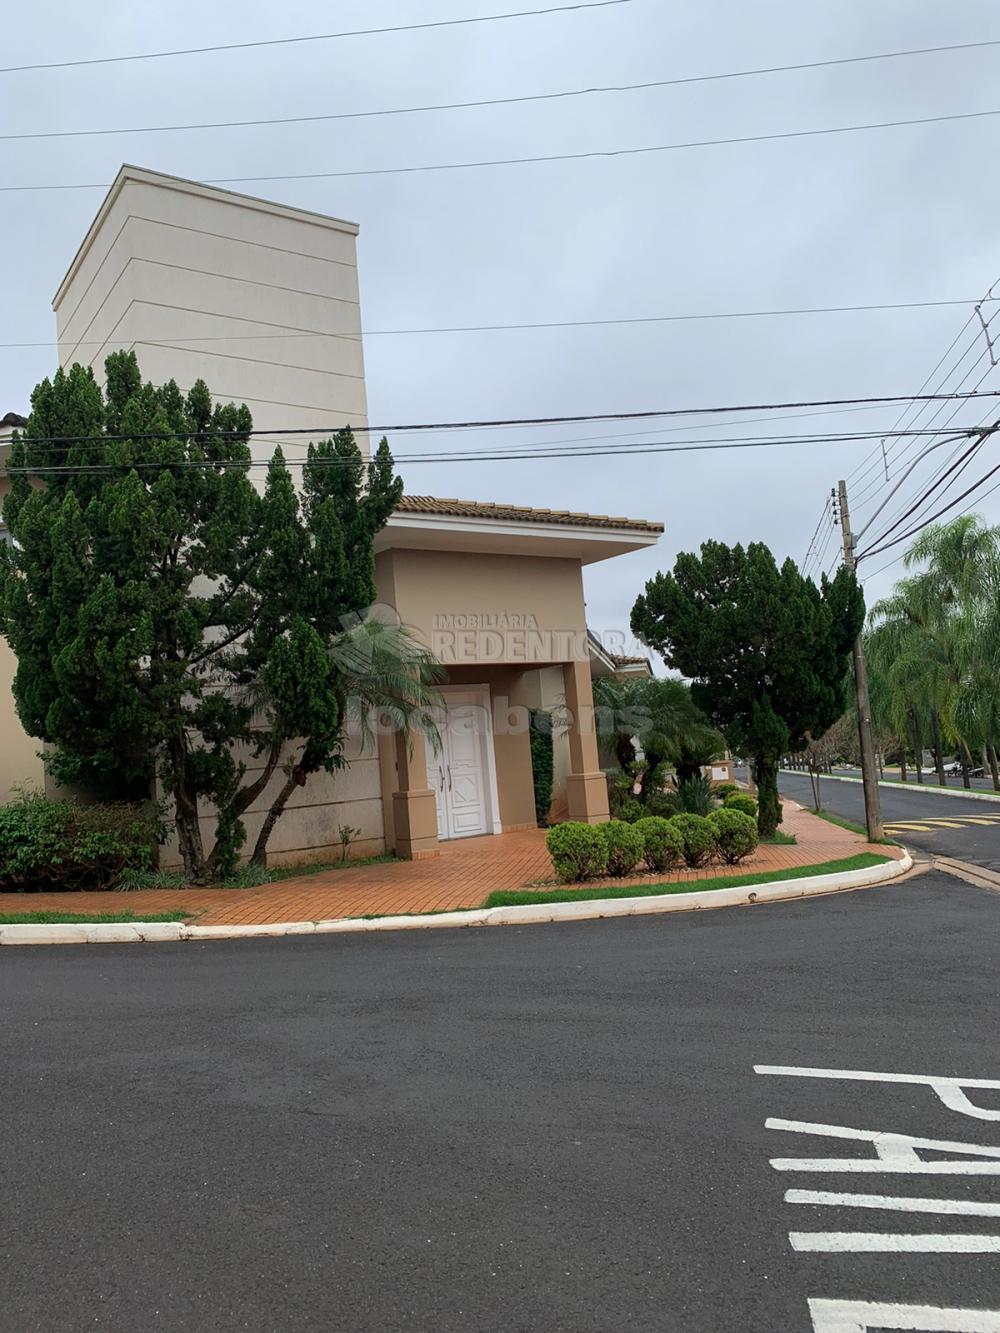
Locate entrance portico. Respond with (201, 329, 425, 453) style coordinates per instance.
(374, 497, 662, 858)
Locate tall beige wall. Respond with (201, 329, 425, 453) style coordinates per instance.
(53, 167, 368, 458)
(0, 637, 44, 802)
(159, 732, 386, 870)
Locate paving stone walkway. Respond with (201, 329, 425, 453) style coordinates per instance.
(0, 803, 899, 926)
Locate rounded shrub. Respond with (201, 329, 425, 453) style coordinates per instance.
(724, 792, 757, 819)
(670, 813, 718, 868)
(634, 816, 684, 872)
(600, 819, 645, 876)
(708, 807, 759, 865)
(714, 781, 740, 802)
(545, 821, 608, 883)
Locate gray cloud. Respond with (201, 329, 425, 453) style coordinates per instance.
(4, 0, 1000, 651)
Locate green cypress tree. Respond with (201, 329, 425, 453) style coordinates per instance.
(630, 540, 863, 837)
(0, 353, 405, 882)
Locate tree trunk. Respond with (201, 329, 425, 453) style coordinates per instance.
(960, 740, 973, 789)
(249, 764, 307, 866)
(930, 709, 947, 786)
(754, 754, 782, 838)
(168, 738, 208, 883)
(988, 743, 1000, 793)
(809, 768, 821, 810)
(899, 751, 908, 782)
(910, 711, 923, 784)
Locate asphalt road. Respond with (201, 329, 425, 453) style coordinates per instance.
(3, 873, 1000, 1331)
(775, 769, 1000, 870)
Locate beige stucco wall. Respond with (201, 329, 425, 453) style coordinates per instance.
(375, 548, 589, 665)
(53, 167, 369, 457)
(0, 636, 45, 802)
(159, 731, 386, 870)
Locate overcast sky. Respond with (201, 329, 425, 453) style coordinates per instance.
(4, 0, 1000, 657)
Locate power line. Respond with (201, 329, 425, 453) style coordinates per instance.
(852, 348, 999, 526)
(842, 277, 1000, 498)
(0, 2, 628, 76)
(11, 390, 1000, 447)
(844, 308, 981, 486)
(3, 431, 923, 476)
(8, 106, 1000, 194)
(802, 497, 832, 569)
(7, 36, 1000, 140)
(857, 422, 1000, 561)
(5, 297, 995, 353)
(11, 425, 969, 463)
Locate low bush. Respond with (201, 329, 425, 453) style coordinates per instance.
(670, 813, 718, 868)
(724, 792, 757, 819)
(546, 821, 608, 883)
(708, 807, 759, 864)
(673, 775, 716, 816)
(0, 792, 161, 892)
(713, 781, 740, 801)
(634, 816, 685, 872)
(600, 819, 645, 876)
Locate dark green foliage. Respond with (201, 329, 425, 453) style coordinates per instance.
(670, 812, 718, 868)
(0, 354, 404, 883)
(631, 540, 863, 838)
(708, 807, 759, 864)
(634, 815, 684, 871)
(528, 710, 554, 825)
(724, 792, 757, 818)
(600, 819, 645, 876)
(593, 674, 723, 803)
(545, 821, 608, 882)
(0, 791, 160, 891)
(672, 774, 716, 815)
(714, 781, 740, 801)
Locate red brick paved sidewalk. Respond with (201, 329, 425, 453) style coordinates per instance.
(0, 803, 899, 927)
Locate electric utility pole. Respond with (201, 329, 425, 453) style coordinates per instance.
(836, 479, 883, 843)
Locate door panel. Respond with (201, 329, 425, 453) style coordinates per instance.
(423, 696, 492, 841)
(425, 714, 448, 842)
(445, 704, 489, 837)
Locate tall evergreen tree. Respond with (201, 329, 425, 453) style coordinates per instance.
(630, 540, 863, 835)
(0, 352, 428, 882)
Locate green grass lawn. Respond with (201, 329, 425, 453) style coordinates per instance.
(762, 830, 797, 845)
(808, 807, 899, 846)
(482, 852, 890, 909)
(0, 909, 190, 925)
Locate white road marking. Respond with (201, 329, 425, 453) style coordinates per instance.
(808, 1298, 1000, 1331)
(792, 1232, 1000, 1252)
(767, 1118, 1000, 1172)
(755, 1066, 1000, 1121)
(786, 1189, 1000, 1216)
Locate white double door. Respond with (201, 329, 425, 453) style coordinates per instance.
(425, 691, 495, 841)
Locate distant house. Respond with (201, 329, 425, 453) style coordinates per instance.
(0, 166, 664, 864)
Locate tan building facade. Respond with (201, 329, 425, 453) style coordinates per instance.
(1, 166, 664, 866)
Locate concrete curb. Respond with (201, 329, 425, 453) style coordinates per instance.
(818, 773, 1000, 804)
(0, 853, 912, 946)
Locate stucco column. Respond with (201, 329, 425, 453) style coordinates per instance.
(390, 731, 440, 860)
(561, 659, 610, 824)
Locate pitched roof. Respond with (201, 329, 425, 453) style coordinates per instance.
(394, 495, 663, 534)
(1, 412, 27, 429)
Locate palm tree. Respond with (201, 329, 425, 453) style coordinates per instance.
(866, 515, 1000, 790)
(592, 674, 723, 801)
